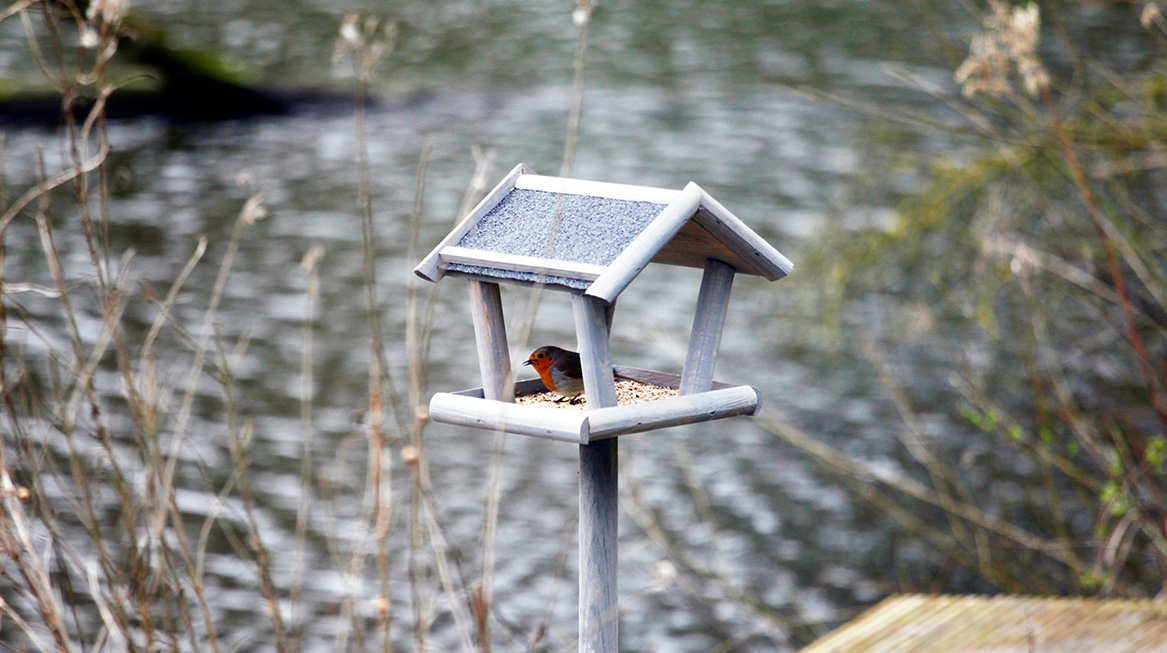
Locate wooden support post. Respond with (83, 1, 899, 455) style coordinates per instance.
(578, 436, 617, 652)
(469, 280, 513, 402)
(573, 294, 618, 409)
(679, 258, 735, 396)
(572, 293, 618, 652)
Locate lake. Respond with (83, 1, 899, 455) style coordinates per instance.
(2, 1, 1129, 650)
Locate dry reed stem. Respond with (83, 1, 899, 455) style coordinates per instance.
(0, 0, 41, 23)
(405, 146, 440, 653)
(130, 231, 224, 653)
(560, 0, 591, 178)
(1, 465, 75, 652)
(289, 245, 323, 649)
(226, 417, 291, 652)
(0, 137, 108, 237)
(141, 207, 261, 653)
(339, 20, 411, 649)
(29, 128, 153, 645)
(414, 482, 478, 653)
(154, 205, 253, 539)
(357, 77, 394, 653)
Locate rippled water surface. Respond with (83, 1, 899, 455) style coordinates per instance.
(0, 0, 1034, 650)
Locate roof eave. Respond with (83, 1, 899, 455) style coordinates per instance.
(413, 162, 534, 283)
(693, 189, 794, 281)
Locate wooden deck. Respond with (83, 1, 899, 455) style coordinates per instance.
(802, 594, 1167, 653)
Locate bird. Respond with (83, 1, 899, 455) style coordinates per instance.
(523, 346, 587, 403)
(522, 345, 631, 404)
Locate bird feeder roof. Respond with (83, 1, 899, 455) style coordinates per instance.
(413, 164, 792, 302)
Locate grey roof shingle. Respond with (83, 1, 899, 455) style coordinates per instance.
(446, 189, 666, 289)
(456, 189, 667, 266)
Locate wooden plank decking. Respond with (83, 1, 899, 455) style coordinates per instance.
(802, 594, 1167, 653)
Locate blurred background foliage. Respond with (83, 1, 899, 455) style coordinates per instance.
(800, 0, 1167, 599)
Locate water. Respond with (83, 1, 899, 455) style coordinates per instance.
(1, 0, 1019, 650)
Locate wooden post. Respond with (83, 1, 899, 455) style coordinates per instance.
(574, 294, 618, 409)
(679, 258, 735, 396)
(468, 280, 513, 402)
(572, 293, 618, 653)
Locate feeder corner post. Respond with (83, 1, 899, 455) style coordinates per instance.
(572, 292, 619, 653)
(468, 280, 513, 402)
(679, 258, 735, 396)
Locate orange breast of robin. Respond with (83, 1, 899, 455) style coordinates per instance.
(529, 359, 558, 392)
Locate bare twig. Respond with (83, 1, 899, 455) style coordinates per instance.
(1041, 93, 1167, 434)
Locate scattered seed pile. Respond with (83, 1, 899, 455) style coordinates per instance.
(515, 380, 677, 410)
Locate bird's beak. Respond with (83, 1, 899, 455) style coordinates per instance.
(521, 359, 533, 366)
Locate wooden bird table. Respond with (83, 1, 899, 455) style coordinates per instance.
(414, 165, 792, 652)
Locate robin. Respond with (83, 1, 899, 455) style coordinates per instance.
(522, 345, 630, 404)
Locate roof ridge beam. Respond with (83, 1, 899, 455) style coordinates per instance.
(584, 182, 704, 303)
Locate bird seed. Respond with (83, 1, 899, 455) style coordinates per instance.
(515, 379, 677, 410)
